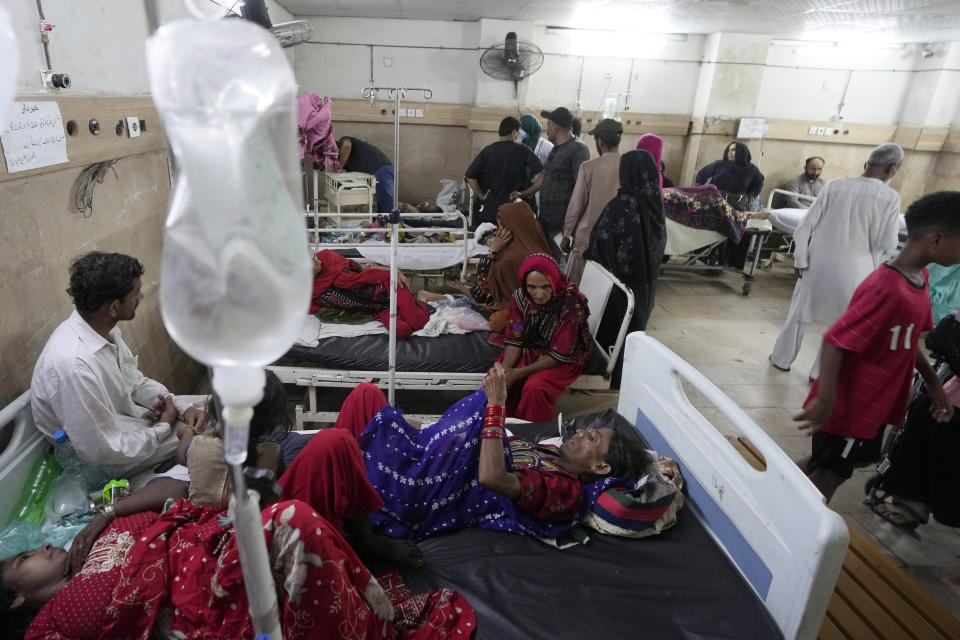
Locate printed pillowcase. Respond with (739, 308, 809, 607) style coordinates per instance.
(584, 456, 685, 539)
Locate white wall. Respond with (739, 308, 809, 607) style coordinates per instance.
(12, 0, 295, 95)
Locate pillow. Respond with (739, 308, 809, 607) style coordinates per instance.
(584, 456, 685, 539)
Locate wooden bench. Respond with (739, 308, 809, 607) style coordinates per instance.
(821, 525, 960, 639)
(723, 435, 960, 639)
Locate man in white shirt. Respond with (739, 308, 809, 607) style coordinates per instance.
(769, 144, 903, 379)
(31, 252, 206, 477)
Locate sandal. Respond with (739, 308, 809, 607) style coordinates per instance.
(872, 499, 926, 537)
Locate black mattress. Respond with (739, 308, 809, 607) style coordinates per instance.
(399, 413, 783, 640)
(282, 332, 609, 376)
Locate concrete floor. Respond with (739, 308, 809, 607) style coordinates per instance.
(294, 258, 960, 619)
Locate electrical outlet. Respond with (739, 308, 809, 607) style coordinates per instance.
(126, 116, 141, 138)
(415, 109, 424, 118)
(397, 108, 407, 117)
(808, 125, 818, 135)
(816, 127, 826, 135)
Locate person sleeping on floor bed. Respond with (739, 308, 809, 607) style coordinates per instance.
(332, 366, 652, 542)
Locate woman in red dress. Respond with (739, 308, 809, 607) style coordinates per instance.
(499, 253, 592, 421)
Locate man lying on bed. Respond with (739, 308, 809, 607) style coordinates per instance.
(310, 249, 430, 338)
(333, 367, 652, 542)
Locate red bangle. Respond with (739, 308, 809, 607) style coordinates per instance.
(482, 427, 504, 440)
(485, 405, 505, 418)
(483, 416, 505, 428)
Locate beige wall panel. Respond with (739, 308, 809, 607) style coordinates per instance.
(0, 151, 203, 407)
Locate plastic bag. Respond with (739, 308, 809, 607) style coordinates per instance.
(436, 179, 463, 213)
(0, 521, 44, 561)
(445, 306, 490, 332)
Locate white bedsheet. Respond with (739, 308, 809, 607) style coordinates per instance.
(664, 218, 772, 256)
(357, 238, 488, 270)
(770, 207, 907, 237)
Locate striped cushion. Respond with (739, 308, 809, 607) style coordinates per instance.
(585, 457, 685, 539)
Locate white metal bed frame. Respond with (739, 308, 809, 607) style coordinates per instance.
(269, 260, 635, 426)
(762, 188, 817, 263)
(306, 209, 475, 281)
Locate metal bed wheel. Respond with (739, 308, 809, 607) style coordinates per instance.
(742, 279, 753, 295)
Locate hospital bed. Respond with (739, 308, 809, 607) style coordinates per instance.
(661, 216, 773, 295)
(0, 332, 847, 639)
(269, 260, 635, 426)
(765, 189, 908, 264)
(403, 332, 848, 639)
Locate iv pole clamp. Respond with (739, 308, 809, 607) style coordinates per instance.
(360, 85, 432, 407)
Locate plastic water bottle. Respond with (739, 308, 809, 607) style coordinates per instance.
(11, 450, 59, 523)
(52, 430, 111, 492)
(45, 473, 92, 521)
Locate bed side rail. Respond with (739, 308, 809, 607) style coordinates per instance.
(0, 390, 48, 527)
(306, 210, 473, 280)
(617, 334, 848, 640)
(766, 188, 816, 210)
(578, 260, 634, 380)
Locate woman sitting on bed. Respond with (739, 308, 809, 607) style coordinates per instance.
(420, 201, 550, 333)
(334, 367, 651, 542)
(0, 478, 475, 640)
(310, 249, 430, 339)
(500, 253, 592, 422)
(694, 141, 764, 210)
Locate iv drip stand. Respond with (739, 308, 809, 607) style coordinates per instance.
(360, 85, 433, 407)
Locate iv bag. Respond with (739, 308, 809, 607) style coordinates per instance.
(147, 19, 312, 367)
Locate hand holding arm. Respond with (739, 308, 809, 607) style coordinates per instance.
(478, 364, 521, 500)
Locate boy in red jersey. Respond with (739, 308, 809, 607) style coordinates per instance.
(795, 191, 960, 502)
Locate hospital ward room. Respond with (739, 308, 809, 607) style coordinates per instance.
(4, 1, 960, 638)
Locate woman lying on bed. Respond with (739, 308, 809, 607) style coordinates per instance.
(310, 249, 430, 339)
(2, 482, 474, 639)
(419, 201, 550, 332)
(333, 368, 651, 542)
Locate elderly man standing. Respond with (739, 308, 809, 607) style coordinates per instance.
(512, 106, 591, 241)
(560, 118, 623, 282)
(775, 156, 826, 208)
(769, 144, 904, 379)
(32, 252, 205, 478)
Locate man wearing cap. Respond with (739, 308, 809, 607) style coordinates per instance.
(511, 106, 591, 241)
(560, 118, 623, 282)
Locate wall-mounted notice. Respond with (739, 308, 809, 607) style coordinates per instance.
(0, 101, 68, 173)
(737, 117, 768, 139)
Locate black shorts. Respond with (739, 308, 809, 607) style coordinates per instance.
(807, 429, 885, 480)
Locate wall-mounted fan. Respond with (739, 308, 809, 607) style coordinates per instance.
(479, 32, 545, 97)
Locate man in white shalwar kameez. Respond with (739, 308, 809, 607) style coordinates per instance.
(769, 144, 904, 379)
